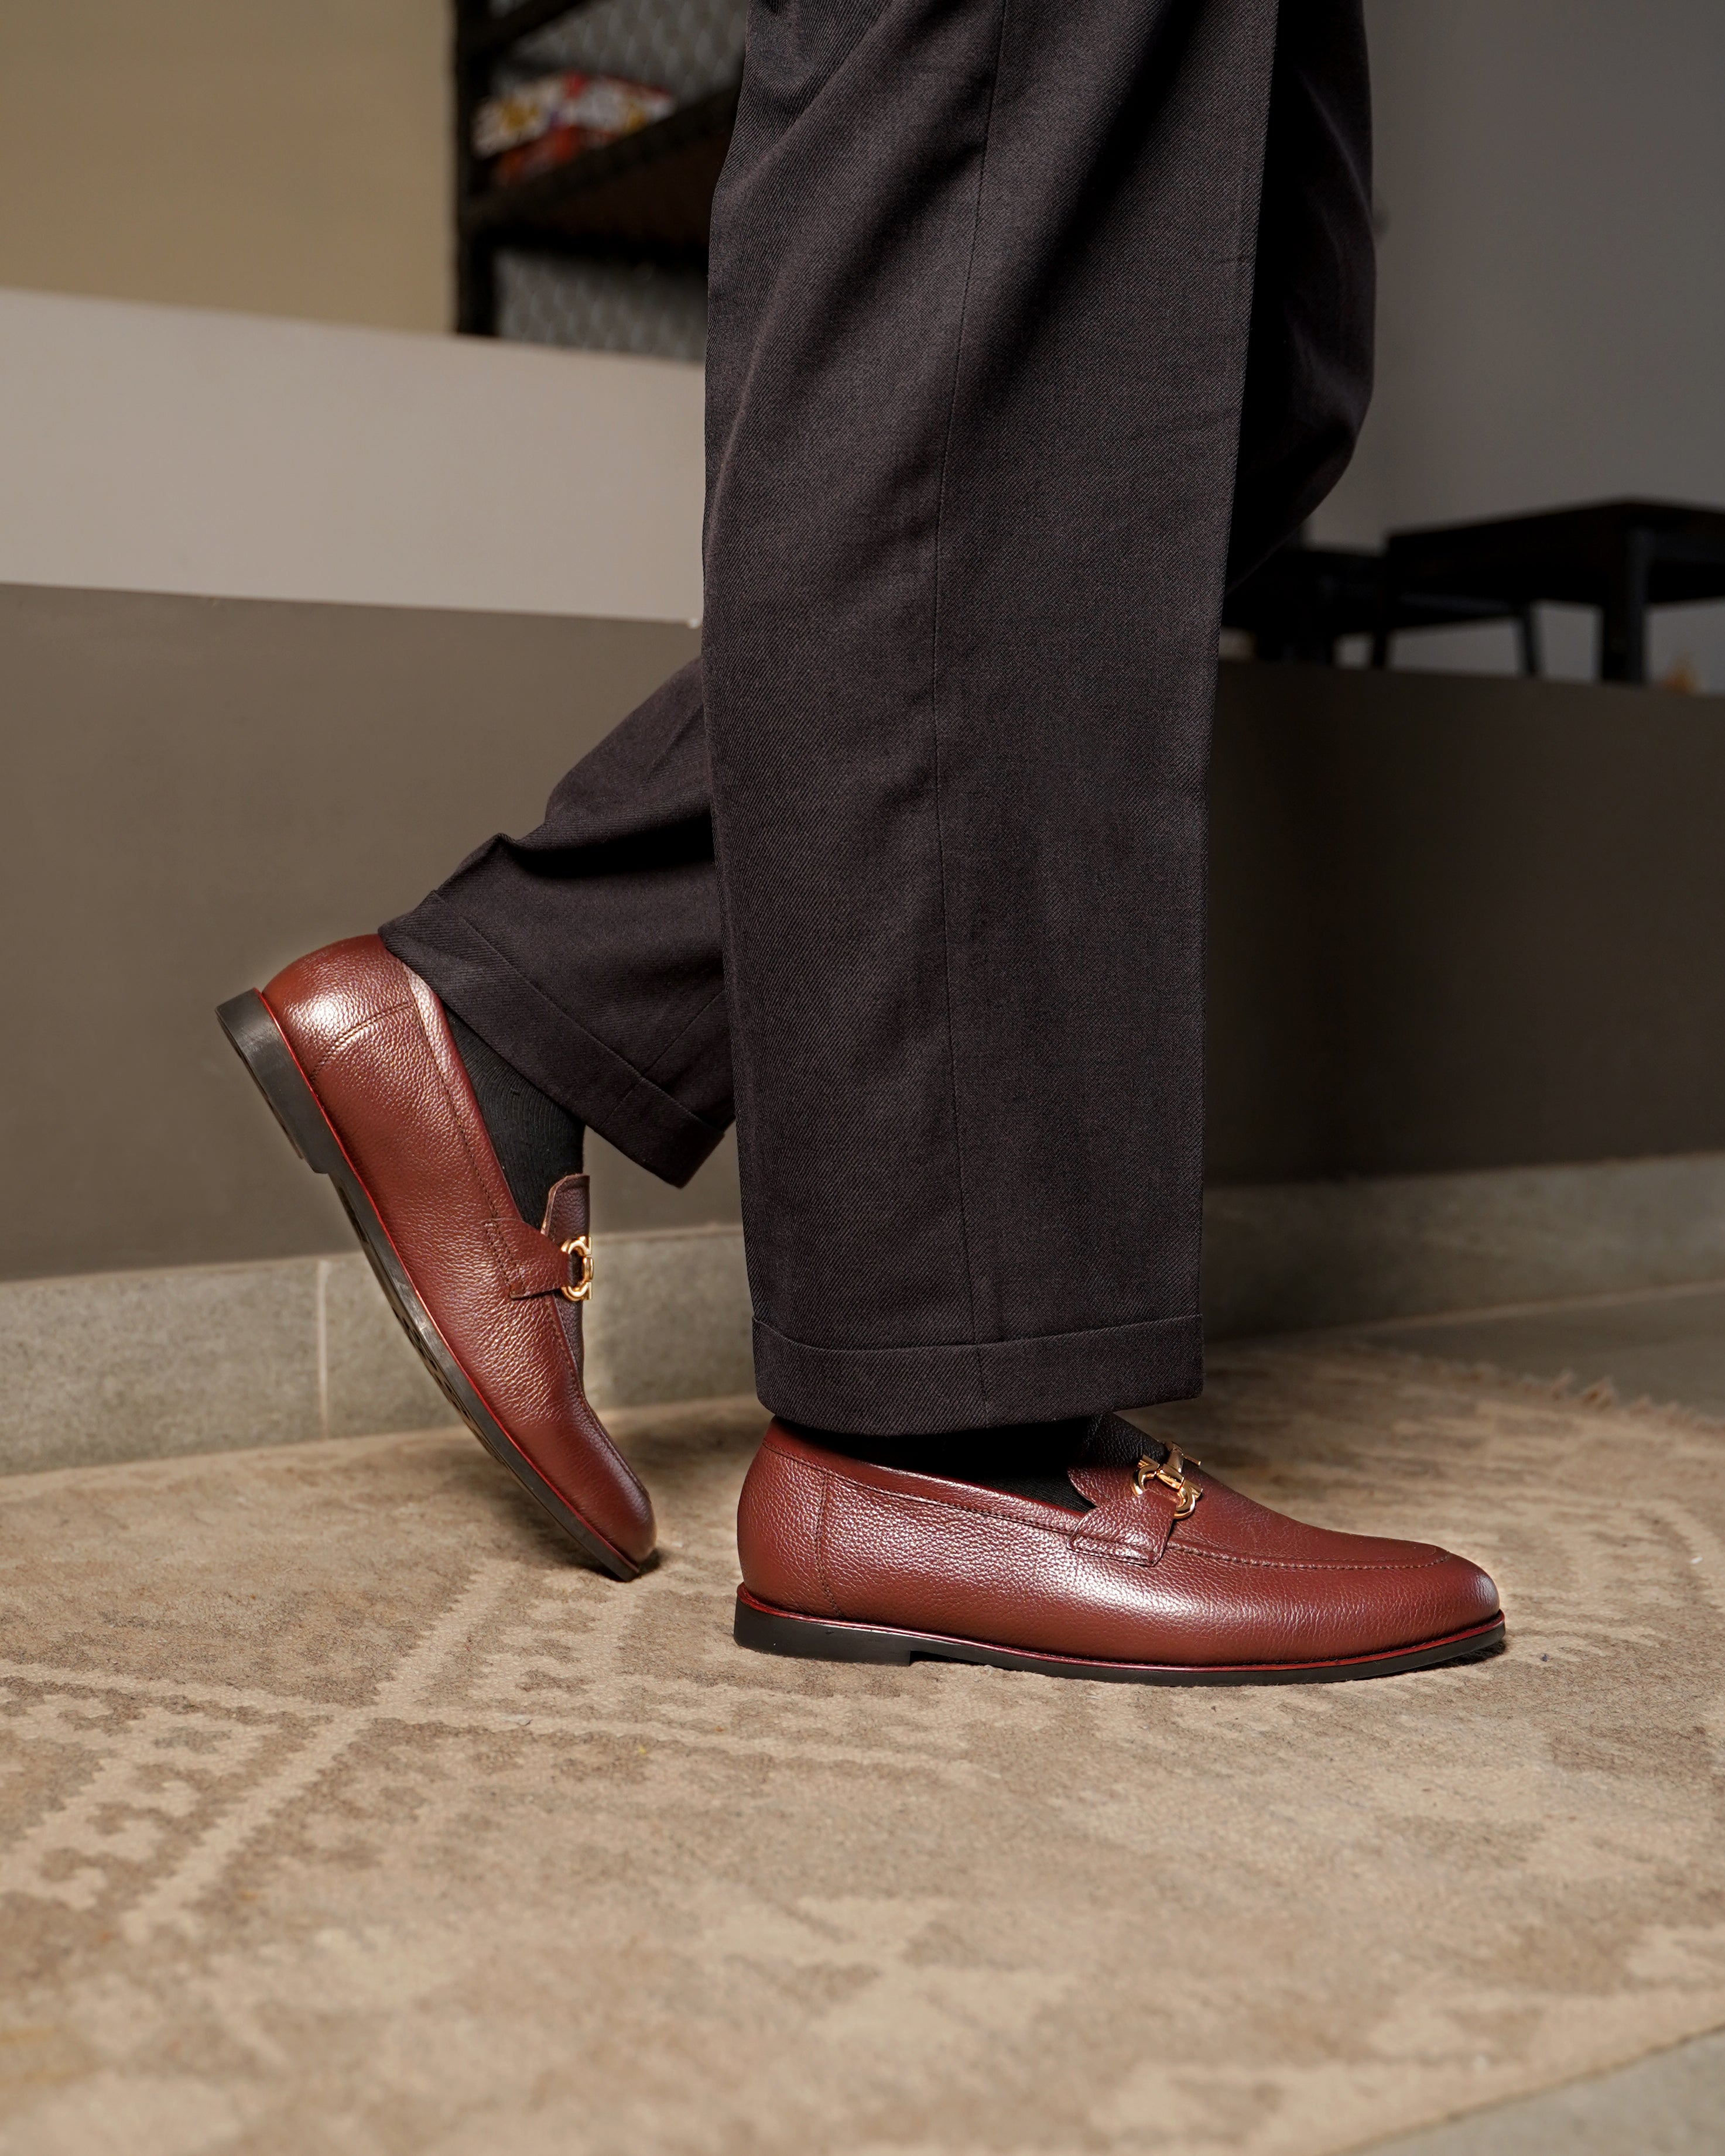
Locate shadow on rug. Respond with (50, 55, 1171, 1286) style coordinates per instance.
(2, 1343, 1723, 2156)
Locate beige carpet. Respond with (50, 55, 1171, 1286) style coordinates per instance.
(3, 1345, 1723, 2156)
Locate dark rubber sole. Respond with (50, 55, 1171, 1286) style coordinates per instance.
(215, 988, 641, 1581)
(734, 1588, 1506, 1686)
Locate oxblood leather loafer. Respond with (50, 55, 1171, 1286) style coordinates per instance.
(734, 1421, 1502, 1684)
(217, 935, 653, 1579)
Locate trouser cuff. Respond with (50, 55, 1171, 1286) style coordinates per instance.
(750, 1310, 1204, 1435)
(381, 896, 727, 1188)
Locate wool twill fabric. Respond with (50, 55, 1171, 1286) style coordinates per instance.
(383, 0, 1374, 1437)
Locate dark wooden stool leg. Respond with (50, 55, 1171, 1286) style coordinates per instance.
(1370, 573, 1395, 669)
(1601, 530, 1653, 683)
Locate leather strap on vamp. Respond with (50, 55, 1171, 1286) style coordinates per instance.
(1067, 1447, 1203, 1566)
(479, 1177, 594, 1380)
(484, 1207, 591, 1303)
(541, 1172, 593, 1379)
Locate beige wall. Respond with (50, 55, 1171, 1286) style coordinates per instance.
(0, 1, 449, 330)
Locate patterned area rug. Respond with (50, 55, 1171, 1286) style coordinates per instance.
(3, 1346, 1723, 2156)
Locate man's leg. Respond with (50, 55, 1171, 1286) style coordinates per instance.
(388, 0, 1273, 1437)
(381, 658, 730, 1192)
(699, 0, 1485, 1676)
(700, 0, 1280, 1431)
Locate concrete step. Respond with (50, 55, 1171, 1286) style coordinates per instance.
(6, 1153, 1725, 1476)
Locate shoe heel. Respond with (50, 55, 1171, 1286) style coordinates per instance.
(733, 1591, 915, 1665)
(216, 990, 345, 1177)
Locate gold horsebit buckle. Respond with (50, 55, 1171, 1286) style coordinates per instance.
(558, 1236, 593, 1304)
(1132, 1445, 1202, 1519)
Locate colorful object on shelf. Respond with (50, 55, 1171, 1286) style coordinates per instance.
(475, 73, 676, 187)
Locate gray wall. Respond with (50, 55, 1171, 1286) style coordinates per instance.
(6, 582, 1724, 1283)
(1317, 0, 1725, 688)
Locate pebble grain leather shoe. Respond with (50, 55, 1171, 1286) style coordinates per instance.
(734, 1417, 1502, 1684)
(217, 935, 654, 1579)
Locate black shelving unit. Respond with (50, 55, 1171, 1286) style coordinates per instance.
(454, 0, 740, 335)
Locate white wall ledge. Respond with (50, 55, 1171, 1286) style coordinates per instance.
(0, 287, 704, 622)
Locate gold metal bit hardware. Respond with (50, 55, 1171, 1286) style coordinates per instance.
(559, 1236, 593, 1303)
(1132, 1445, 1202, 1519)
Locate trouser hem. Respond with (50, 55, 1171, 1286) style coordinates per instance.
(381, 896, 727, 1188)
(751, 1311, 1204, 1435)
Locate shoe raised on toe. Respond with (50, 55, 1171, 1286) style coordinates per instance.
(734, 1419, 1502, 1684)
(218, 935, 653, 1579)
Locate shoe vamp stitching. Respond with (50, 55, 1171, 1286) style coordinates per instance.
(1175, 1543, 1454, 1574)
(1075, 1540, 1453, 1578)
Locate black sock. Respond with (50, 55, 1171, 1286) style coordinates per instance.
(789, 1418, 1101, 1513)
(446, 1010, 584, 1225)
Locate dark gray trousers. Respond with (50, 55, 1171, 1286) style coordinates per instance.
(384, 0, 1373, 1435)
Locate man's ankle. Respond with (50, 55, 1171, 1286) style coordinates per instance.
(785, 1419, 1096, 1513)
(446, 1009, 583, 1225)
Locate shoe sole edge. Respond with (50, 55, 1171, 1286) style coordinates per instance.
(216, 988, 644, 1581)
(733, 1587, 1505, 1685)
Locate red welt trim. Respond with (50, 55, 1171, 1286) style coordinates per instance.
(734, 1588, 1505, 1677)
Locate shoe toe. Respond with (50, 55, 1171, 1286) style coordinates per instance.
(1353, 1539, 1500, 1659)
(1429, 1545, 1501, 1633)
